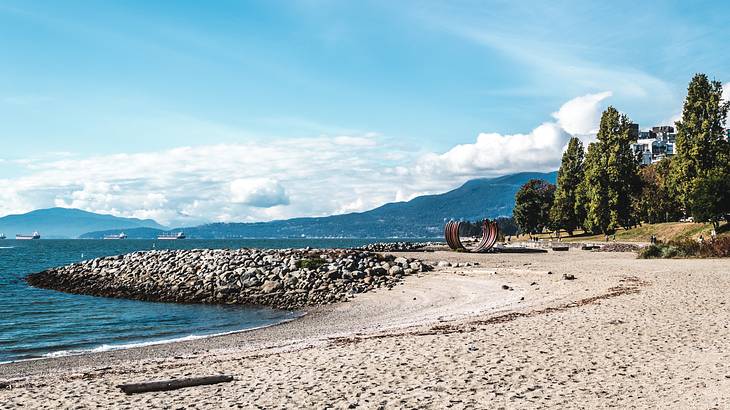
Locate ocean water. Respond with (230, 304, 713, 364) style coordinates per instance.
(0, 238, 422, 363)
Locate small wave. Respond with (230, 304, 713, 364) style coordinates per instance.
(43, 334, 212, 357)
(0, 246, 14, 249)
(43, 318, 301, 357)
(0, 314, 303, 364)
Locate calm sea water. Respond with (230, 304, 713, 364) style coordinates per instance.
(0, 238, 424, 363)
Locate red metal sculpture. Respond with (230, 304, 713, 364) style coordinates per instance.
(444, 219, 499, 252)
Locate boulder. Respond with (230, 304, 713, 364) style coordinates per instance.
(261, 280, 282, 293)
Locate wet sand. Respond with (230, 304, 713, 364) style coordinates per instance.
(2, 250, 729, 409)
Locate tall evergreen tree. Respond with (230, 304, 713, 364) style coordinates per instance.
(513, 179, 556, 236)
(579, 106, 640, 234)
(608, 113, 642, 230)
(638, 158, 682, 223)
(669, 74, 730, 229)
(579, 140, 610, 234)
(550, 137, 584, 235)
(574, 170, 589, 232)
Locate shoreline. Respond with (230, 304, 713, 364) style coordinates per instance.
(0, 313, 306, 366)
(0, 250, 611, 379)
(3, 250, 729, 408)
(7, 243, 433, 367)
(2, 253, 529, 378)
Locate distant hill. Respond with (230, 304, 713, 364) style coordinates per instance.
(82, 171, 557, 239)
(0, 208, 166, 239)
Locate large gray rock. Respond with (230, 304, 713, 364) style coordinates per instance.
(261, 280, 282, 293)
(389, 266, 403, 276)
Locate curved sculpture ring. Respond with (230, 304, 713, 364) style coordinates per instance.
(444, 219, 500, 252)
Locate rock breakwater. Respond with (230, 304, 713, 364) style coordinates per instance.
(357, 242, 442, 252)
(26, 248, 431, 310)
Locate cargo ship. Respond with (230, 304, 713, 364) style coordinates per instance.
(103, 232, 128, 240)
(16, 232, 41, 240)
(157, 232, 185, 240)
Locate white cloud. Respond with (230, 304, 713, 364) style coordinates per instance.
(552, 91, 612, 135)
(415, 123, 568, 178)
(411, 91, 611, 180)
(336, 197, 365, 214)
(663, 111, 682, 128)
(333, 135, 378, 147)
(230, 178, 290, 208)
(409, 7, 678, 122)
(439, 23, 672, 102)
(0, 92, 614, 225)
(0, 134, 412, 225)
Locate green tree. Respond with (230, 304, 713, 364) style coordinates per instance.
(579, 141, 610, 234)
(669, 74, 730, 229)
(689, 168, 730, 227)
(550, 137, 584, 235)
(574, 172, 589, 232)
(579, 106, 640, 234)
(495, 216, 519, 237)
(637, 158, 682, 223)
(513, 179, 556, 236)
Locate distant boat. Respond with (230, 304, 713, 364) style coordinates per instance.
(103, 232, 127, 240)
(16, 231, 41, 240)
(157, 232, 185, 240)
(0, 233, 6, 239)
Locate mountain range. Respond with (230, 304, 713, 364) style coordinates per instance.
(81, 171, 557, 239)
(0, 208, 166, 239)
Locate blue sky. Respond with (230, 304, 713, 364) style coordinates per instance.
(1, 0, 729, 224)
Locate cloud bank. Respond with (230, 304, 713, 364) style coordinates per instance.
(0, 92, 613, 225)
(230, 178, 290, 208)
(411, 91, 611, 179)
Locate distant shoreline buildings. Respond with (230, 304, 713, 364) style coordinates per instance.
(630, 125, 677, 165)
(629, 124, 730, 166)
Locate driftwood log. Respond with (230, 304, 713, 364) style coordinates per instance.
(117, 375, 234, 394)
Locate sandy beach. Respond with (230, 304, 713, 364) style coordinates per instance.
(2, 250, 729, 409)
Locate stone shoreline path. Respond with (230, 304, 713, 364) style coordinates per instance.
(26, 248, 431, 310)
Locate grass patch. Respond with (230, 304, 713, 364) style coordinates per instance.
(295, 257, 326, 269)
(638, 237, 730, 259)
(516, 221, 728, 243)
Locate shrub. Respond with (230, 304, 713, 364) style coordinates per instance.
(638, 244, 663, 258)
(667, 239, 700, 257)
(638, 237, 730, 259)
(295, 257, 326, 269)
(660, 245, 680, 258)
(701, 236, 730, 258)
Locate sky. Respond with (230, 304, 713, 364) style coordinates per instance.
(1, 0, 729, 226)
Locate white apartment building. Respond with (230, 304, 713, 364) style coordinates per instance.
(631, 125, 676, 165)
